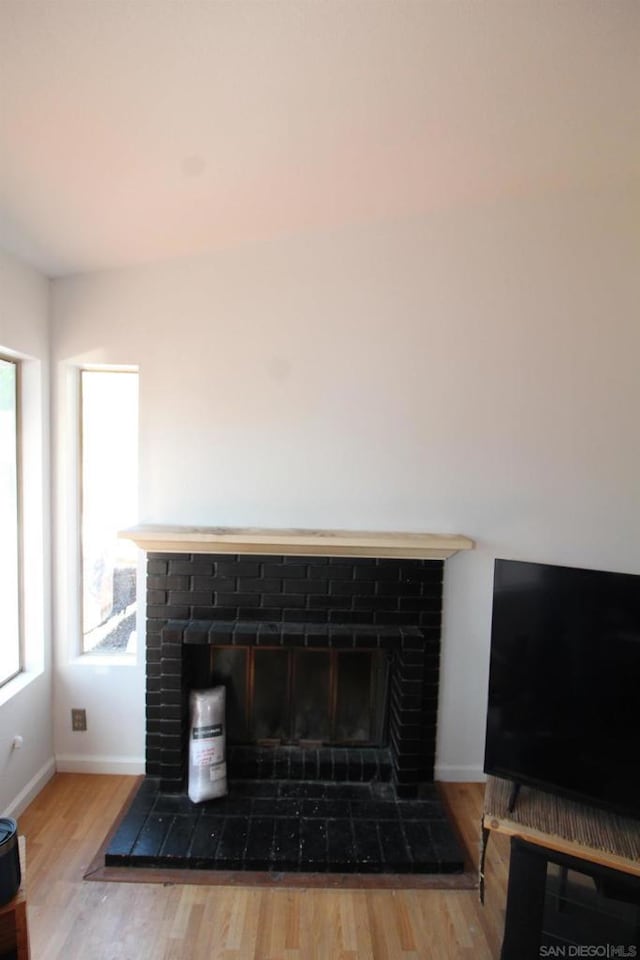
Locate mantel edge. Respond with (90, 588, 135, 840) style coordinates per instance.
(119, 524, 475, 560)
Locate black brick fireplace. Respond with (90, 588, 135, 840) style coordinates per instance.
(145, 553, 444, 798)
(106, 528, 472, 875)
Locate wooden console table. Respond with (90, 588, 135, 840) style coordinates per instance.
(0, 837, 29, 960)
(482, 777, 640, 960)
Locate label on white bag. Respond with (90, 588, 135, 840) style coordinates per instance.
(209, 763, 227, 782)
(191, 723, 225, 768)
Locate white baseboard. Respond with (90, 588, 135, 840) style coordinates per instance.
(3, 756, 56, 818)
(435, 764, 486, 783)
(55, 754, 145, 776)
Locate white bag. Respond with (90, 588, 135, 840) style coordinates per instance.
(188, 686, 228, 803)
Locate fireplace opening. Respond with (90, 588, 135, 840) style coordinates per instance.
(187, 645, 390, 748)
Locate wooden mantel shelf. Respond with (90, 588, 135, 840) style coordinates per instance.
(119, 525, 475, 560)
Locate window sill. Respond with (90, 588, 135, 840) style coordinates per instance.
(71, 652, 137, 669)
(0, 669, 42, 708)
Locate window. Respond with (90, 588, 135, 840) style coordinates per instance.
(0, 357, 20, 686)
(81, 369, 138, 654)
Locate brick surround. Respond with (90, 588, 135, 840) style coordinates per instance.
(146, 553, 444, 798)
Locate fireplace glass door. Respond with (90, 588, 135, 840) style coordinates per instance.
(199, 646, 389, 748)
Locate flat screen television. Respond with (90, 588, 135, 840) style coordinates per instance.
(484, 558, 640, 819)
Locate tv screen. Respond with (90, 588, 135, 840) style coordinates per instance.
(484, 559, 640, 818)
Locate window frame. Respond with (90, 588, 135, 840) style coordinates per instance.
(78, 364, 139, 658)
(0, 353, 23, 688)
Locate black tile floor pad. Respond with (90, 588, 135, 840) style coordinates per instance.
(105, 778, 465, 875)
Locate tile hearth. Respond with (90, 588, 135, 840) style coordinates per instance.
(106, 778, 465, 874)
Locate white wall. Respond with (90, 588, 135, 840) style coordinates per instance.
(51, 175, 639, 778)
(0, 249, 54, 815)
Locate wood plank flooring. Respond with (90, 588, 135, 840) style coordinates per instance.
(16, 774, 509, 959)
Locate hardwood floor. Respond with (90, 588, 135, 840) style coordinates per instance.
(16, 774, 509, 959)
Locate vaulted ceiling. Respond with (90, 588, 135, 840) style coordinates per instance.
(1, 0, 637, 277)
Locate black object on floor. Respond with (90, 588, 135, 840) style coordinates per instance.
(500, 837, 640, 960)
(105, 778, 465, 875)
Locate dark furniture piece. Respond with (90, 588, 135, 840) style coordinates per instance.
(482, 776, 640, 959)
(501, 837, 640, 960)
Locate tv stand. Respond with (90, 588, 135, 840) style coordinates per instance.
(507, 782, 521, 814)
(481, 776, 640, 959)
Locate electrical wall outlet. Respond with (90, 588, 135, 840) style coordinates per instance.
(71, 708, 87, 731)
